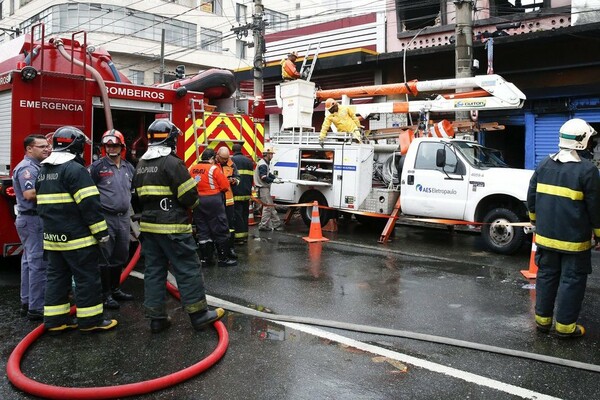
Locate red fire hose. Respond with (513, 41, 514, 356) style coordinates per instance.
(6, 243, 229, 399)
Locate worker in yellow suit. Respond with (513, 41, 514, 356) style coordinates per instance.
(319, 98, 363, 147)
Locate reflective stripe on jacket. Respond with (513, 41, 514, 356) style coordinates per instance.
(232, 152, 254, 200)
(36, 160, 108, 251)
(133, 152, 198, 235)
(527, 156, 600, 253)
(189, 161, 230, 197)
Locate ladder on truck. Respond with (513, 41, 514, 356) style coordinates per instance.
(300, 42, 320, 81)
(190, 99, 207, 164)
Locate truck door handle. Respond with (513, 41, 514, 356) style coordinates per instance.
(407, 175, 414, 185)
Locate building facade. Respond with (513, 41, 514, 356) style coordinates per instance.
(236, 0, 600, 169)
(0, 0, 342, 85)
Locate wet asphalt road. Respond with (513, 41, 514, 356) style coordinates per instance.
(1, 215, 600, 399)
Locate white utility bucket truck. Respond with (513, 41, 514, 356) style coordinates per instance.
(270, 75, 531, 254)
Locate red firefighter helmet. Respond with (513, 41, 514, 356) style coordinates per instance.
(101, 129, 126, 158)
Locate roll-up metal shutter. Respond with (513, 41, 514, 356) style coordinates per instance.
(532, 113, 566, 168)
(0, 92, 13, 175)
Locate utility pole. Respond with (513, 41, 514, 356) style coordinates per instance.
(454, 0, 474, 122)
(231, 0, 266, 99)
(159, 28, 165, 83)
(252, 0, 265, 98)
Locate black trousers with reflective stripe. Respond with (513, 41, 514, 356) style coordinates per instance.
(139, 233, 208, 318)
(234, 200, 249, 239)
(45, 246, 104, 329)
(535, 247, 591, 325)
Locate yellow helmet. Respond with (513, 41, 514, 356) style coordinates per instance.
(325, 98, 337, 111)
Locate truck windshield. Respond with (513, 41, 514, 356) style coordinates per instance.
(453, 141, 508, 168)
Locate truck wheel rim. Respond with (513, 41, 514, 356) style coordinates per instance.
(490, 218, 514, 244)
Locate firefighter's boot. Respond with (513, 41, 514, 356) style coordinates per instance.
(228, 232, 238, 259)
(110, 266, 133, 301)
(100, 266, 120, 310)
(198, 241, 216, 267)
(216, 241, 237, 267)
(150, 317, 172, 333)
(80, 319, 118, 333)
(189, 308, 225, 331)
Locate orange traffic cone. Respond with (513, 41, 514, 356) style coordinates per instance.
(248, 202, 258, 226)
(303, 201, 329, 243)
(520, 233, 538, 279)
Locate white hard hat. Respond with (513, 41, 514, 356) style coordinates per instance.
(558, 118, 597, 150)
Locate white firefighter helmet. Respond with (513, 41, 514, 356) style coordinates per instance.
(558, 118, 597, 150)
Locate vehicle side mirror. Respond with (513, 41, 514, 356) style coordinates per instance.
(436, 148, 446, 168)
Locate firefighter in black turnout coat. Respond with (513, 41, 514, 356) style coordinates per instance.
(231, 143, 255, 243)
(36, 126, 117, 333)
(132, 119, 224, 333)
(527, 118, 600, 338)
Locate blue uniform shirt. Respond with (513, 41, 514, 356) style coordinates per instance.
(89, 156, 135, 214)
(13, 156, 41, 213)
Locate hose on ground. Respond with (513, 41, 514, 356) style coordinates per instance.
(6, 243, 229, 399)
(206, 295, 600, 374)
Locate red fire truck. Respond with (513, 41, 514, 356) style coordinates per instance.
(0, 24, 265, 258)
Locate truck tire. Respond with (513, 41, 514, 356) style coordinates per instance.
(299, 191, 331, 227)
(481, 208, 525, 255)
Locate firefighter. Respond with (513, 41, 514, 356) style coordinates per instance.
(231, 143, 254, 244)
(319, 98, 364, 147)
(133, 119, 224, 333)
(281, 51, 301, 81)
(36, 126, 117, 333)
(527, 118, 600, 338)
(89, 129, 135, 310)
(13, 134, 51, 321)
(189, 149, 237, 268)
(254, 146, 284, 231)
(216, 147, 240, 258)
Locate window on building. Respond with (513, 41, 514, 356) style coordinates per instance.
(493, 0, 543, 16)
(129, 70, 145, 85)
(153, 72, 162, 84)
(1, 2, 4, 21)
(18, 4, 197, 48)
(236, 3, 247, 24)
(9, 0, 14, 15)
(264, 8, 288, 32)
(201, 28, 222, 52)
(201, 0, 222, 16)
(236, 39, 246, 59)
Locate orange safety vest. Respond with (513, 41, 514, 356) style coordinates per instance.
(189, 162, 229, 196)
(222, 159, 235, 206)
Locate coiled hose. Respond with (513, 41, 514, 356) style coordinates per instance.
(6, 243, 229, 399)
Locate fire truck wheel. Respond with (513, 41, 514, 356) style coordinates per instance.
(299, 191, 331, 227)
(481, 207, 525, 255)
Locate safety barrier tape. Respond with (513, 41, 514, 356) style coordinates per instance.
(249, 196, 533, 226)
